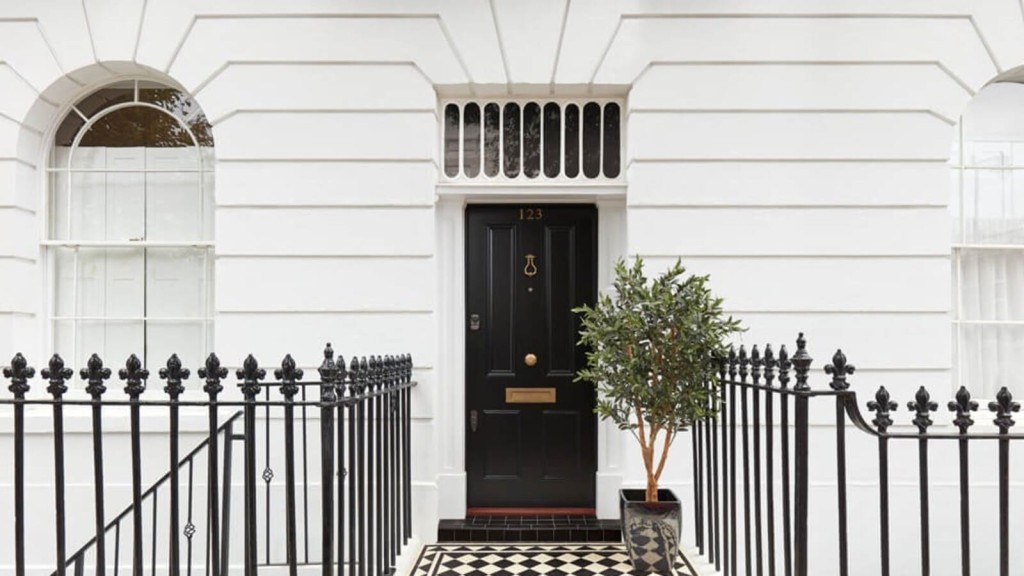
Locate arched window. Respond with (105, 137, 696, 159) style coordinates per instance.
(952, 82, 1024, 397)
(47, 80, 214, 370)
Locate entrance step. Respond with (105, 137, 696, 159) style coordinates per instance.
(437, 515, 621, 543)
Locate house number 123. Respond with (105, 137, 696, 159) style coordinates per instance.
(519, 208, 543, 220)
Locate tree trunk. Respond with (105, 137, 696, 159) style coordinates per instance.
(646, 479, 659, 502)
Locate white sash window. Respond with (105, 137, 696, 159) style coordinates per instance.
(47, 80, 214, 371)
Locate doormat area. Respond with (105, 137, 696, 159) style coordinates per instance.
(411, 543, 696, 576)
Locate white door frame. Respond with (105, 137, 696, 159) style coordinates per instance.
(433, 185, 628, 519)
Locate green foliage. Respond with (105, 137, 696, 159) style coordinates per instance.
(574, 257, 742, 438)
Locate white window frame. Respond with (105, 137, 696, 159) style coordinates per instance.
(44, 79, 215, 369)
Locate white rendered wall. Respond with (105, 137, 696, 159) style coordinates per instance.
(0, 1, 1022, 575)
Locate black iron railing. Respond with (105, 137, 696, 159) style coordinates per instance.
(1, 344, 415, 576)
(689, 333, 1024, 576)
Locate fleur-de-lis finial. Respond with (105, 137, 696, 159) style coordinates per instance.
(347, 356, 361, 396)
(777, 345, 791, 389)
(42, 354, 72, 399)
(715, 349, 728, 381)
(824, 349, 855, 391)
(792, 333, 813, 391)
(198, 353, 227, 397)
(318, 343, 338, 403)
(988, 386, 1020, 433)
(948, 386, 978, 433)
(275, 354, 303, 399)
(119, 354, 148, 399)
(762, 344, 777, 386)
(236, 354, 266, 400)
(907, 386, 938, 433)
(81, 353, 111, 399)
(160, 354, 190, 399)
(867, 386, 898, 432)
(3, 353, 34, 398)
(405, 354, 414, 381)
(750, 345, 762, 384)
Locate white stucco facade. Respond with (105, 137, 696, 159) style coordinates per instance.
(2, 1, 1024, 574)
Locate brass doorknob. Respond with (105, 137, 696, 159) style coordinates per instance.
(524, 353, 537, 367)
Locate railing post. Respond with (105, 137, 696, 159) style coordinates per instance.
(336, 354, 349, 576)
(867, 387, 897, 576)
(81, 355, 111, 576)
(825, 350, 855, 576)
(738, 345, 752, 576)
(790, 334, 812, 576)
(908, 386, 937, 576)
(716, 352, 728, 575)
(347, 357, 359, 576)
(988, 386, 1019, 576)
(948, 386, 977, 576)
(763, 345, 777, 576)
(199, 354, 227, 576)
(161, 355, 190, 576)
(777, 345, 792, 576)
(318, 345, 339, 576)
(4, 354, 34, 576)
(237, 355, 265, 576)
(727, 346, 738, 576)
(277, 354, 304, 576)
(120, 354, 149, 576)
(750, 345, 763, 576)
(374, 356, 385, 576)
(44, 355, 72, 576)
(403, 355, 413, 544)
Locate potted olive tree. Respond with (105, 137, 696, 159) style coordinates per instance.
(575, 257, 740, 572)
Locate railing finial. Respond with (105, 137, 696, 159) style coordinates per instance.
(318, 344, 338, 403)
(737, 345, 749, 382)
(119, 354, 148, 399)
(237, 354, 266, 400)
(727, 345, 738, 380)
(81, 353, 111, 399)
(750, 344, 762, 384)
(3, 353, 34, 399)
(199, 353, 227, 397)
(908, 386, 938, 433)
(948, 386, 978, 433)
(824, 349, 855, 391)
(762, 344, 777, 386)
(276, 354, 303, 399)
(867, 386, 898, 432)
(988, 386, 1020, 433)
(777, 344, 791, 389)
(42, 354, 72, 399)
(791, 332, 813, 392)
(160, 354, 190, 399)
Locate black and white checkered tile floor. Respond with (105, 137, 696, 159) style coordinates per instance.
(411, 543, 696, 576)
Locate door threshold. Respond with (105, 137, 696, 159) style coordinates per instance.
(467, 507, 596, 517)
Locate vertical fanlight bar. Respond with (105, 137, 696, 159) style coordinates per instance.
(503, 103, 521, 178)
(483, 104, 500, 177)
(582, 102, 601, 179)
(522, 102, 541, 178)
(564, 104, 580, 178)
(543, 103, 561, 178)
(603, 103, 621, 178)
(463, 103, 481, 178)
(443, 104, 460, 178)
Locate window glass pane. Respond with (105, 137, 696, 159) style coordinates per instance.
(71, 319, 145, 371)
(443, 104, 460, 178)
(484, 103, 500, 177)
(582, 102, 601, 178)
(564, 104, 580, 178)
(523, 102, 541, 178)
(147, 248, 208, 318)
(146, 322, 207, 376)
(79, 107, 194, 148)
(75, 81, 135, 118)
(543, 103, 560, 178)
(959, 250, 1024, 321)
(55, 113, 85, 147)
(146, 148, 205, 242)
(463, 103, 481, 178)
(62, 247, 146, 319)
(961, 168, 1024, 245)
(603, 103, 621, 178)
(503, 103, 521, 177)
(958, 324, 1024, 398)
(138, 83, 200, 122)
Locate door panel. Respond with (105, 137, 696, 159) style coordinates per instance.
(466, 205, 597, 507)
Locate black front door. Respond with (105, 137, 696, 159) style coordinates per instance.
(465, 204, 598, 508)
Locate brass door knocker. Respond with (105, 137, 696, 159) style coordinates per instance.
(524, 254, 538, 277)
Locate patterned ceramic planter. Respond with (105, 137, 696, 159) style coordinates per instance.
(619, 489, 681, 573)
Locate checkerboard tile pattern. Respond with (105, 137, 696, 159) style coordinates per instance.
(412, 543, 695, 576)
